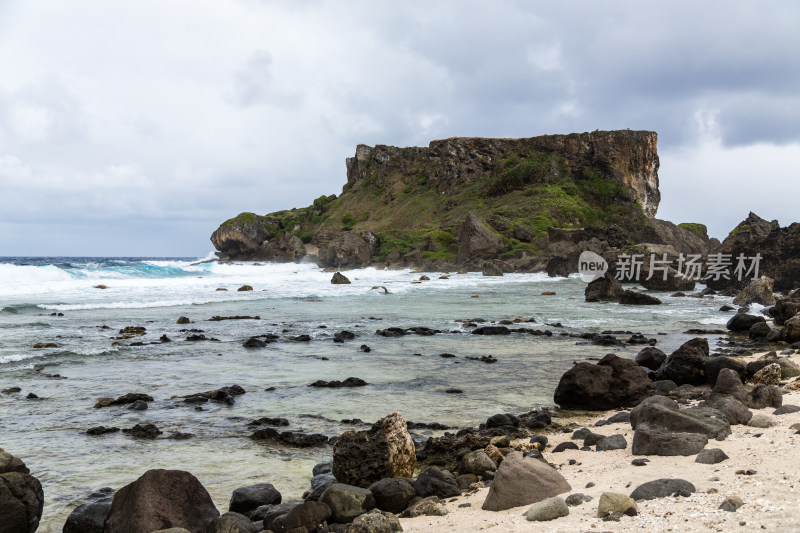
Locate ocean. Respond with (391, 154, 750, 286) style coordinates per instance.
(0, 255, 738, 531)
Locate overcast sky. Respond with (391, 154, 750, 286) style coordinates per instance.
(1, 1, 798, 257)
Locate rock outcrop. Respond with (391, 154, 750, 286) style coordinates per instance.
(0, 449, 43, 533)
(553, 353, 654, 410)
(457, 212, 508, 263)
(332, 412, 416, 488)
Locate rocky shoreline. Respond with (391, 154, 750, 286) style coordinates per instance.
(5, 289, 800, 532)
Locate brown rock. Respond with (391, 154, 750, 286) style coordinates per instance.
(481, 451, 571, 512)
(752, 363, 782, 386)
(103, 469, 219, 533)
(733, 276, 776, 306)
(333, 413, 416, 488)
(456, 212, 508, 263)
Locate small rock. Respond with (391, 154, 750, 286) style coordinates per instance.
(400, 496, 448, 517)
(237, 285, 253, 291)
(720, 495, 744, 512)
(597, 492, 636, 518)
(525, 496, 569, 521)
(331, 272, 351, 285)
(747, 414, 777, 428)
(552, 441, 579, 453)
(596, 434, 627, 451)
(695, 448, 729, 464)
(565, 493, 590, 507)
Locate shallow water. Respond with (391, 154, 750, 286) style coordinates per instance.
(0, 256, 735, 531)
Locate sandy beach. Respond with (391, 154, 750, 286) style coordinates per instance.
(402, 353, 800, 533)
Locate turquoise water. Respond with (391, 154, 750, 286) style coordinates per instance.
(0, 257, 735, 531)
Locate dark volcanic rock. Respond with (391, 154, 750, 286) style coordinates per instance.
(64, 500, 112, 533)
(631, 427, 708, 456)
(635, 347, 666, 371)
(652, 339, 709, 386)
(456, 211, 509, 263)
(333, 412, 416, 488)
(630, 478, 696, 501)
(368, 478, 416, 514)
(229, 483, 281, 516)
(103, 469, 219, 533)
(726, 313, 766, 332)
(585, 273, 624, 302)
(0, 450, 43, 533)
(122, 423, 162, 439)
(205, 512, 257, 533)
(413, 467, 461, 499)
(620, 290, 662, 305)
(310, 377, 368, 388)
(319, 483, 375, 523)
(554, 353, 654, 410)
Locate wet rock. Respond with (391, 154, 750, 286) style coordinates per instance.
(182, 385, 245, 406)
(333, 330, 357, 343)
(554, 353, 654, 410)
(368, 478, 416, 514)
(733, 276, 776, 306)
(525, 496, 569, 521)
(127, 400, 148, 411)
(64, 498, 113, 533)
(237, 285, 253, 291)
(482, 262, 504, 277)
(0, 471, 44, 533)
(103, 469, 219, 533)
(726, 313, 765, 332)
(269, 500, 332, 532)
(585, 272, 624, 302)
(229, 484, 281, 516)
(320, 483, 376, 523)
(94, 393, 154, 408)
(122, 423, 163, 439)
(635, 347, 666, 371)
(471, 326, 510, 335)
(87, 426, 121, 436)
(695, 448, 729, 464)
(310, 378, 368, 388)
(205, 512, 256, 532)
(333, 412, 416, 488)
(481, 451, 571, 512)
(652, 338, 710, 386)
(176, 317, 190, 324)
(629, 478, 695, 501)
(620, 290, 662, 305)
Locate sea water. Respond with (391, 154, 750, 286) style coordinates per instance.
(0, 256, 735, 531)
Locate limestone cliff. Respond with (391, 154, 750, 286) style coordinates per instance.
(211, 130, 661, 267)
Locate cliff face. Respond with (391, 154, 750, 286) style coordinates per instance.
(346, 130, 660, 217)
(211, 130, 661, 266)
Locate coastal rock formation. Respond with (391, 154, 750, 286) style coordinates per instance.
(457, 212, 508, 263)
(103, 469, 220, 532)
(212, 130, 662, 264)
(554, 353, 654, 410)
(332, 412, 416, 488)
(733, 276, 776, 306)
(709, 212, 800, 291)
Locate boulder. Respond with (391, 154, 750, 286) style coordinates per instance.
(631, 427, 708, 456)
(481, 261, 504, 277)
(268, 500, 332, 532)
(229, 484, 281, 516)
(525, 496, 569, 522)
(784, 315, 800, 344)
(319, 232, 376, 269)
(261, 233, 307, 263)
(733, 276, 776, 306)
(456, 212, 508, 263)
(553, 353, 654, 410)
(746, 385, 783, 409)
(319, 484, 375, 523)
(584, 272, 624, 302)
(633, 218, 706, 255)
(695, 448, 729, 464)
(63, 489, 115, 533)
(752, 363, 782, 386)
(103, 469, 220, 533)
(773, 292, 800, 326)
(481, 452, 571, 512)
(631, 404, 730, 440)
(368, 478, 416, 514)
(629, 396, 680, 429)
(704, 357, 747, 386)
(204, 512, 256, 533)
(712, 368, 749, 401)
(344, 509, 403, 532)
(0, 471, 44, 533)
(596, 434, 627, 451)
(596, 492, 637, 518)
(635, 347, 666, 371)
(460, 451, 497, 477)
(620, 290, 662, 305)
(747, 414, 777, 428)
(400, 496, 448, 518)
(726, 313, 766, 332)
(748, 321, 771, 339)
(629, 479, 696, 501)
(331, 272, 351, 285)
(210, 212, 277, 260)
(333, 412, 416, 488)
(412, 467, 460, 499)
(640, 267, 695, 291)
(700, 395, 752, 425)
(652, 339, 709, 386)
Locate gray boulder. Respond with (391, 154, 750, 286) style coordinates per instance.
(229, 483, 281, 516)
(0, 471, 44, 533)
(632, 427, 708, 456)
(204, 512, 256, 533)
(344, 509, 403, 532)
(482, 452, 571, 512)
(320, 483, 375, 523)
(456, 212, 508, 263)
(630, 478, 696, 501)
(596, 434, 627, 451)
(368, 478, 416, 514)
(412, 467, 460, 499)
(268, 500, 332, 532)
(695, 448, 729, 464)
(525, 496, 569, 522)
(733, 276, 776, 306)
(460, 450, 497, 477)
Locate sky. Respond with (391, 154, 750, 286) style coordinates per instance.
(0, 1, 798, 257)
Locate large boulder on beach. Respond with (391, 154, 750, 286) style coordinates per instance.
(0, 471, 44, 533)
(784, 315, 800, 344)
(103, 469, 219, 533)
(368, 478, 416, 514)
(320, 484, 375, 523)
(772, 291, 800, 326)
(63, 488, 115, 533)
(726, 313, 766, 332)
(630, 478, 696, 501)
(482, 451, 571, 512)
(456, 212, 508, 263)
(584, 272, 624, 302)
(333, 412, 416, 488)
(229, 483, 281, 516)
(635, 347, 666, 370)
(554, 353, 654, 410)
(632, 426, 708, 456)
(413, 467, 461, 499)
(632, 403, 730, 440)
(268, 500, 332, 532)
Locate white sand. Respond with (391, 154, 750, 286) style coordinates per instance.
(401, 359, 800, 533)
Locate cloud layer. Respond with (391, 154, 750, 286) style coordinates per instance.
(0, 1, 798, 255)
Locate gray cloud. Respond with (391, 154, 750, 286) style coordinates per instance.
(0, 0, 798, 255)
